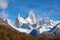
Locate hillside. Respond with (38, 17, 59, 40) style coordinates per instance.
(0, 18, 37, 40)
(0, 25, 60, 40)
(0, 18, 60, 40)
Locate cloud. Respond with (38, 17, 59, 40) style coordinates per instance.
(0, 0, 9, 20)
(0, 0, 8, 9)
(40, 10, 55, 17)
(0, 11, 9, 20)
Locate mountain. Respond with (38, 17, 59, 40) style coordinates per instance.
(15, 11, 59, 34)
(4, 11, 60, 38)
(37, 23, 60, 38)
(16, 14, 27, 28)
(5, 18, 32, 34)
(1, 19, 60, 40)
(29, 23, 60, 38)
(0, 18, 38, 40)
(0, 11, 60, 40)
(25, 11, 36, 24)
(15, 11, 36, 28)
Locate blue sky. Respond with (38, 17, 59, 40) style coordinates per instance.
(0, 0, 60, 22)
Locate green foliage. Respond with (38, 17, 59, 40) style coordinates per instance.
(0, 25, 4, 29)
(0, 32, 4, 40)
(10, 35, 17, 40)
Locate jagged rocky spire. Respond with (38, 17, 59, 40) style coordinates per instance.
(26, 10, 36, 24)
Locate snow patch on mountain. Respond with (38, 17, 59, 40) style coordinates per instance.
(25, 10, 36, 24)
(5, 19, 16, 27)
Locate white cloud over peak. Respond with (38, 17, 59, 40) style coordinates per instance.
(0, 0, 8, 9)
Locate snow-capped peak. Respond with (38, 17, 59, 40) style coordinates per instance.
(3, 11, 60, 34)
(17, 14, 27, 23)
(28, 10, 35, 18)
(15, 14, 27, 28)
(26, 10, 36, 24)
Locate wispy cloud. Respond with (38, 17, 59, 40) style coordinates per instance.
(0, 0, 9, 20)
(0, 11, 9, 20)
(0, 0, 8, 9)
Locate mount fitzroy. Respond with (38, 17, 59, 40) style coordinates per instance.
(4, 11, 60, 38)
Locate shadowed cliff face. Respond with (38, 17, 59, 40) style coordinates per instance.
(29, 29, 37, 37)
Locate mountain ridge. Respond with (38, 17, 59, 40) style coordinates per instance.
(0, 18, 60, 40)
(1, 11, 60, 38)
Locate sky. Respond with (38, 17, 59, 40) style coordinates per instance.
(0, 0, 60, 22)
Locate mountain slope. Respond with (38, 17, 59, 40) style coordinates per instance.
(1, 19, 60, 40)
(4, 11, 60, 36)
(37, 23, 60, 38)
(0, 18, 37, 40)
